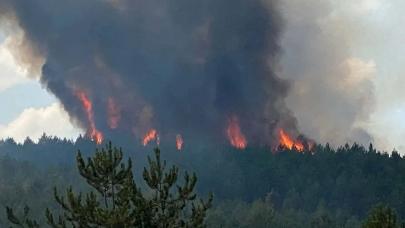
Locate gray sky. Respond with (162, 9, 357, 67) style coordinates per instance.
(0, 0, 404, 152)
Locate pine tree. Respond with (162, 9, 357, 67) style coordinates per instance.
(362, 204, 397, 228)
(6, 142, 212, 227)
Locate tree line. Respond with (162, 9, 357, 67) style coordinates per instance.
(1, 136, 405, 227)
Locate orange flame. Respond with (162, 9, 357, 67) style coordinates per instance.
(227, 116, 247, 149)
(142, 129, 158, 146)
(107, 97, 121, 129)
(279, 129, 304, 152)
(76, 91, 103, 144)
(176, 134, 183, 150)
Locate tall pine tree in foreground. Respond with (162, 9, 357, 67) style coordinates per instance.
(362, 204, 398, 228)
(6, 142, 212, 227)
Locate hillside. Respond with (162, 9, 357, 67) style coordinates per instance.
(0, 136, 404, 227)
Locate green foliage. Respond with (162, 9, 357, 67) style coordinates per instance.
(3, 137, 405, 227)
(362, 205, 398, 228)
(7, 142, 212, 227)
(6, 206, 39, 228)
(143, 149, 212, 227)
(310, 214, 334, 228)
(207, 194, 275, 228)
(310, 202, 335, 228)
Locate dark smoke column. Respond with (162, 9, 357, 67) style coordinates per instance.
(1, 0, 298, 147)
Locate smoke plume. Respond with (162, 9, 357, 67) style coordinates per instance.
(280, 0, 376, 147)
(0, 0, 300, 147)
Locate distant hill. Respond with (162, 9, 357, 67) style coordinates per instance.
(0, 135, 404, 227)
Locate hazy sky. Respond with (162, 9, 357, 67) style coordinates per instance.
(0, 26, 81, 141)
(0, 0, 404, 152)
(341, 0, 405, 152)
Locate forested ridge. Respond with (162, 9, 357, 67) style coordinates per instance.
(1, 135, 405, 227)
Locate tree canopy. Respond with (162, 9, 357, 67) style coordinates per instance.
(6, 142, 212, 227)
(1, 137, 405, 227)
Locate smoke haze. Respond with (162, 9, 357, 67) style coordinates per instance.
(0, 0, 300, 147)
(0, 0, 377, 148)
(280, 0, 375, 147)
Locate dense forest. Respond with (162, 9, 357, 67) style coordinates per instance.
(1, 135, 405, 227)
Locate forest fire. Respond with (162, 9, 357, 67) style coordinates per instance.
(142, 129, 158, 146)
(278, 129, 304, 152)
(227, 116, 247, 149)
(107, 97, 121, 129)
(76, 91, 103, 144)
(5, 0, 326, 156)
(176, 134, 183, 150)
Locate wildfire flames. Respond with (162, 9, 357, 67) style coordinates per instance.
(107, 97, 121, 129)
(176, 134, 183, 150)
(76, 91, 103, 144)
(75, 93, 309, 151)
(227, 116, 247, 149)
(278, 129, 304, 152)
(142, 129, 158, 146)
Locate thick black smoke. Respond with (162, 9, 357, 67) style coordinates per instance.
(1, 0, 298, 146)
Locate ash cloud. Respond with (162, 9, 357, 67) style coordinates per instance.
(280, 0, 376, 147)
(1, 0, 377, 148)
(0, 0, 298, 146)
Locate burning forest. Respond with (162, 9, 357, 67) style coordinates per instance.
(1, 0, 403, 226)
(0, 0, 318, 151)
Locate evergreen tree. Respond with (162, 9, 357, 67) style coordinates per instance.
(362, 205, 397, 228)
(6, 142, 212, 227)
(310, 202, 334, 228)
